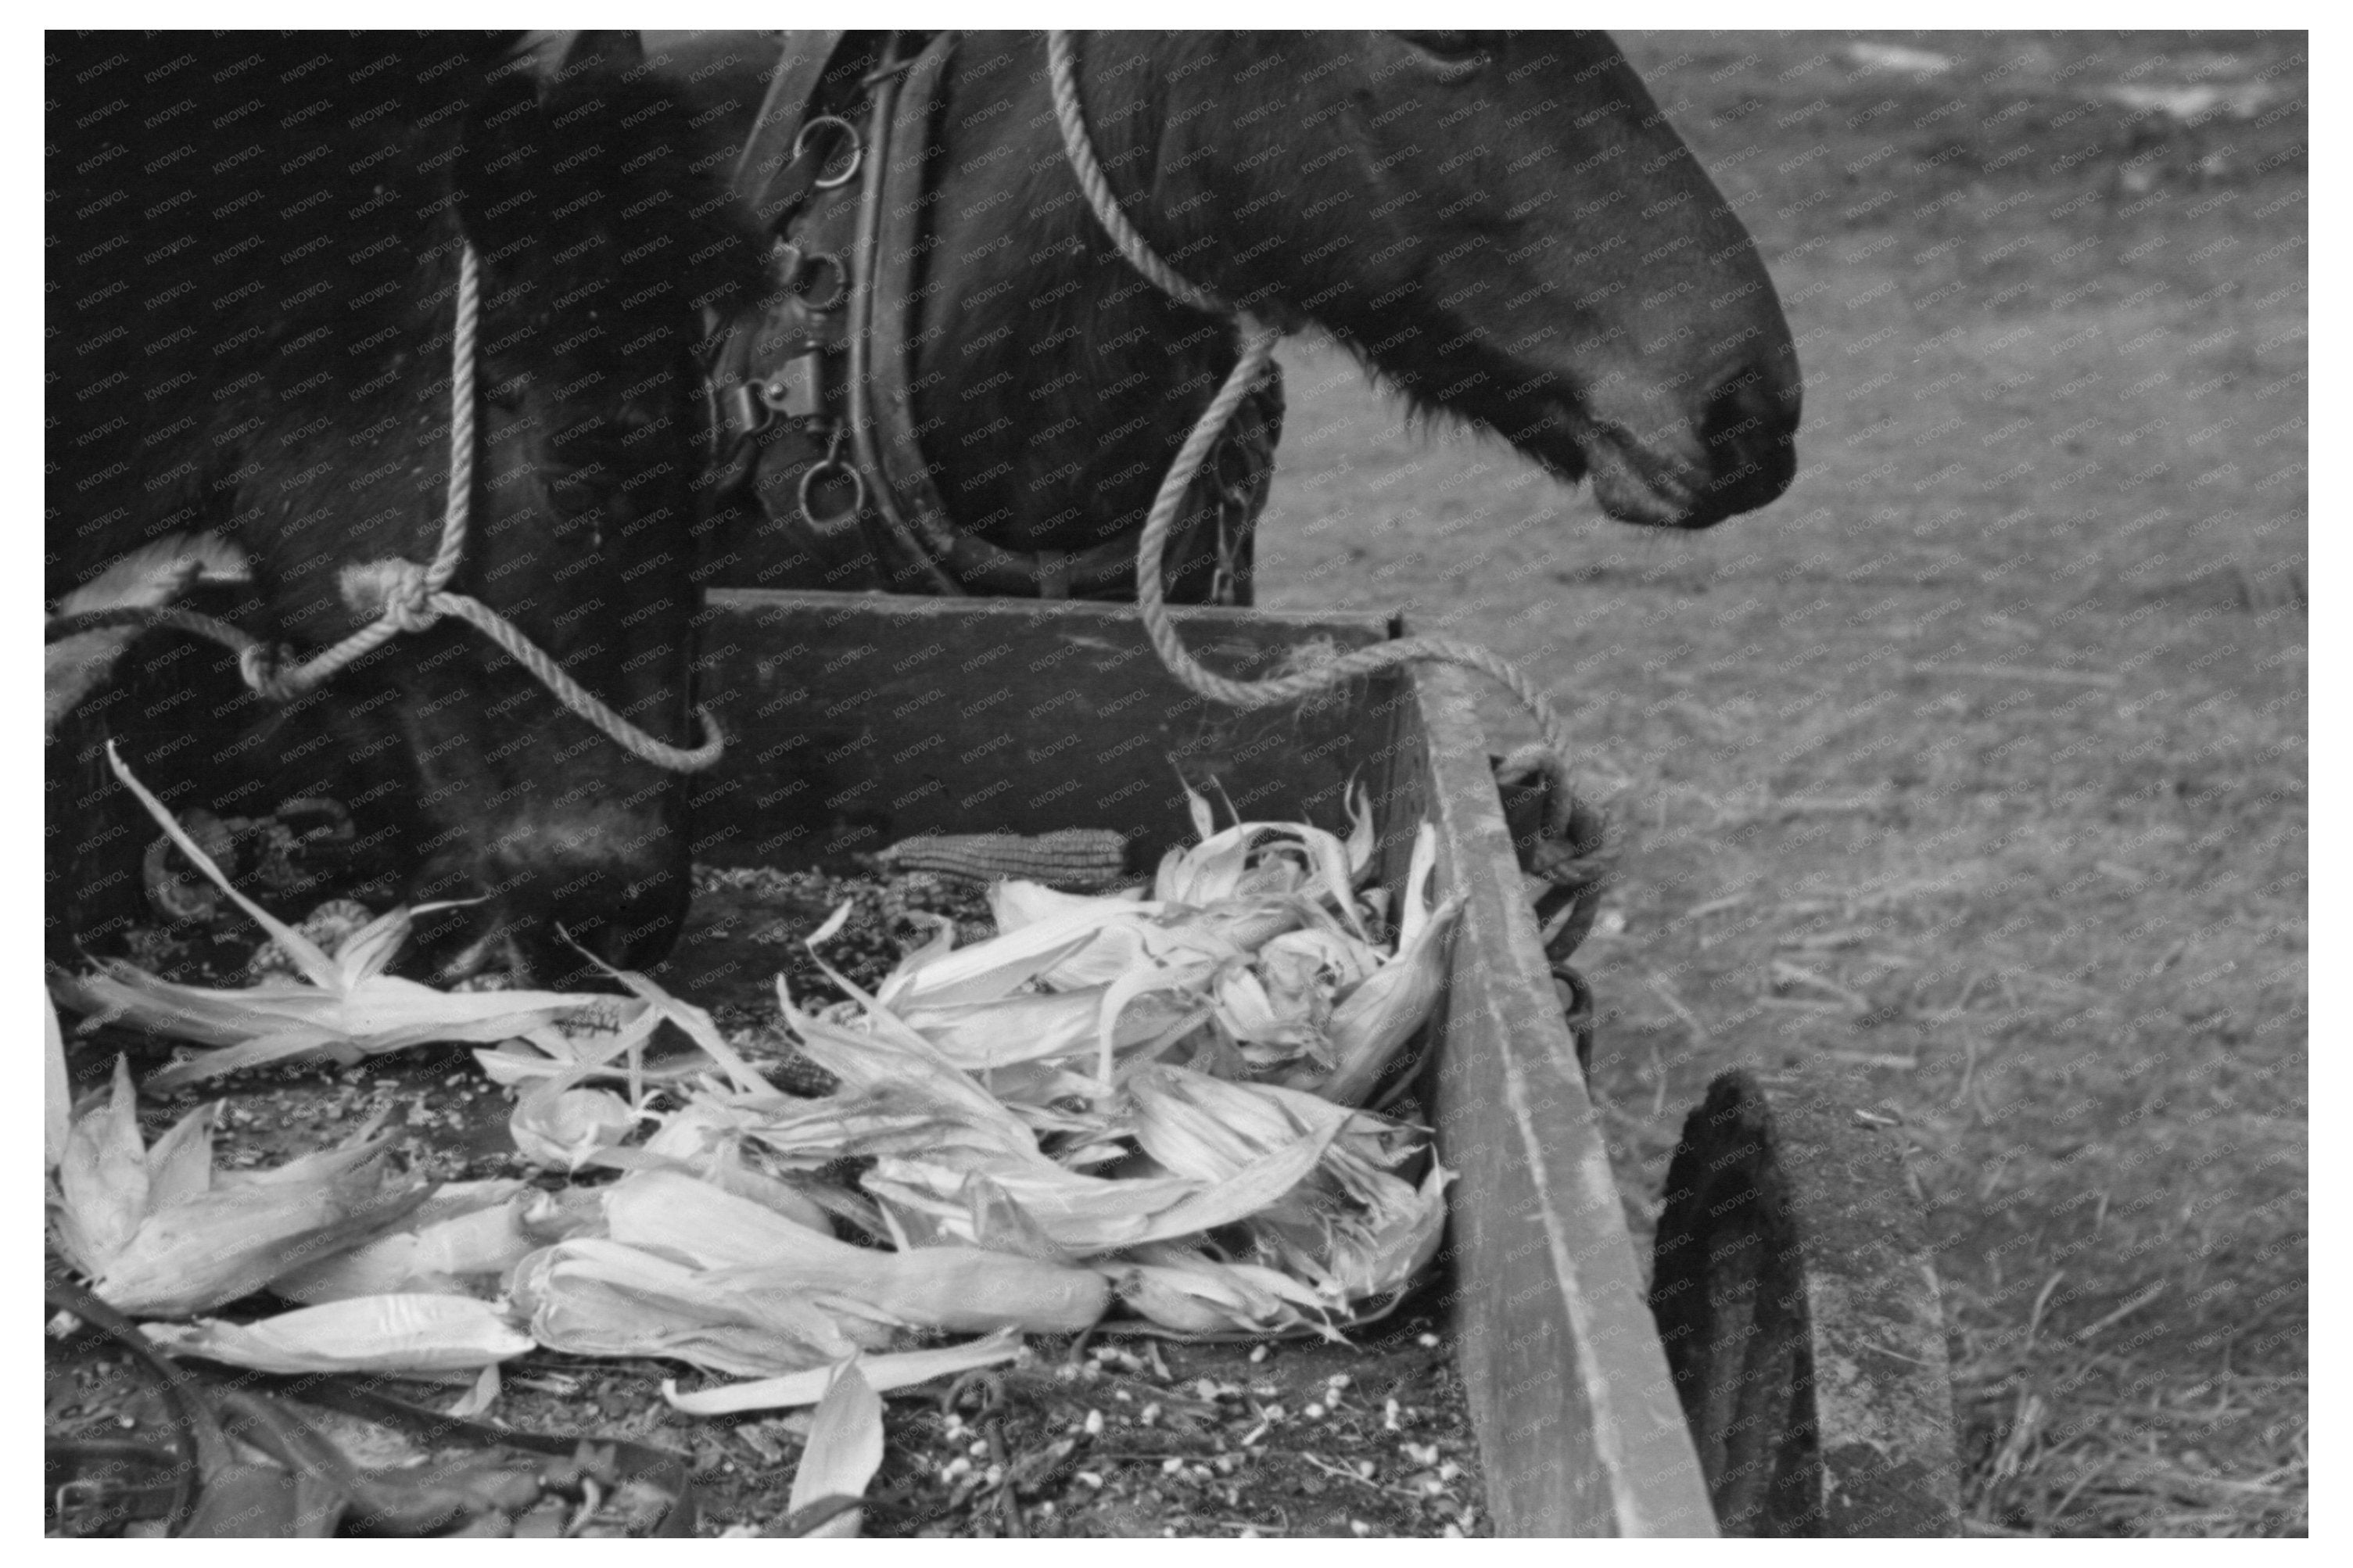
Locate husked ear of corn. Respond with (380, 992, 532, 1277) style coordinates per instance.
(877, 829, 1129, 891)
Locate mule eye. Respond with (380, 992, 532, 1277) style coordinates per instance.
(1397, 30, 1490, 68)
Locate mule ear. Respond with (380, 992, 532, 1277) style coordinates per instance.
(553, 31, 644, 84)
(452, 52, 766, 332)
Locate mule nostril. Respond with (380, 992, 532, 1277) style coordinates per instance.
(1690, 359, 1799, 521)
(1700, 363, 1790, 451)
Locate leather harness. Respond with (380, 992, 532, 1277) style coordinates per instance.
(691, 31, 1275, 605)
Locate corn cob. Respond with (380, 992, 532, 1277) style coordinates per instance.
(876, 828, 1130, 891)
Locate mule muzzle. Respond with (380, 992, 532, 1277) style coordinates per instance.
(1568, 353, 1800, 529)
(409, 798, 691, 985)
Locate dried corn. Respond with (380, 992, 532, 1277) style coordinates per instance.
(877, 829, 1129, 891)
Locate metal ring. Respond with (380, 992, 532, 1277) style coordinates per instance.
(798, 458, 866, 529)
(793, 114, 862, 188)
(790, 251, 848, 313)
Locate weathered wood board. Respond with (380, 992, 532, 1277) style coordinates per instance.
(1397, 662, 1718, 1537)
(687, 591, 1405, 870)
(691, 590, 1719, 1536)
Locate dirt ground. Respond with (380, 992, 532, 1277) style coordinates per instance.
(1249, 29, 2307, 1539)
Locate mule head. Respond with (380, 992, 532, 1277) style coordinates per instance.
(236, 46, 762, 983)
(1148, 30, 1800, 527)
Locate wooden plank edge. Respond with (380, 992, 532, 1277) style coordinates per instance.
(1415, 661, 1717, 1538)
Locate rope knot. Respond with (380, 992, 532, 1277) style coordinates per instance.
(238, 643, 304, 703)
(340, 558, 441, 633)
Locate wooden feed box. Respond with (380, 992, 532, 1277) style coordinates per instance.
(687, 590, 1721, 1536)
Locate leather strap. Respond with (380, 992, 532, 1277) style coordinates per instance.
(702, 30, 1270, 605)
(844, 34, 967, 594)
(861, 35, 1142, 597)
(730, 31, 848, 229)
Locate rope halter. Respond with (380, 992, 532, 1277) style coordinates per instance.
(1043, 30, 1600, 864)
(71, 242, 724, 773)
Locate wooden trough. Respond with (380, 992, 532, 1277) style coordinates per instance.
(49, 586, 1960, 1536)
(686, 590, 1961, 1538)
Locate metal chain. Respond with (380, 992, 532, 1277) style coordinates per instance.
(1046, 30, 1587, 844)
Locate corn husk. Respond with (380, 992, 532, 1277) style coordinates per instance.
(1102, 1241, 1338, 1338)
(662, 1329, 1024, 1416)
(868, 899, 1165, 1011)
(141, 1292, 532, 1377)
(1287, 822, 1464, 1106)
(270, 1179, 554, 1304)
(631, 1099, 834, 1233)
(50, 745, 624, 1093)
(729, 1086, 992, 1173)
(510, 1084, 637, 1174)
(450, 1362, 504, 1419)
(45, 991, 70, 1174)
(777, 990, 1055, 1160)
(575, 953, 778, 1096)
(860, 1096, 1340, 1257)
(788, 1361, 884, 1537)
(47, 534, 245, 737)
(48, 1057, 432, 1317)
(1120, 1062, 1451, 1310)
(988, 881, 1146, 932)
(1316, 1159, 1455, 1302)
(604, 1170, 1110, 1334)
(511, 1236, 882, 1378)
(1155, 779, 1369, 942)
(472, 996, 668, 1087)
(745, 791, 1454, 1308)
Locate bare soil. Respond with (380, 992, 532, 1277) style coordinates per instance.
(1251, 29, 2307, 1538)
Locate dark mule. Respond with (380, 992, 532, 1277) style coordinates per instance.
(657, 30, 1799, 604)
(48, 34, 763, 977)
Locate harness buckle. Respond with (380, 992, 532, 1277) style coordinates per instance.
(759, 351, 826, 424)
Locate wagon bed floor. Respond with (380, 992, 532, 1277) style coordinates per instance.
(50, 865, 1490, 1538)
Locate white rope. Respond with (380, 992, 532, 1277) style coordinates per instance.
(1046, 30, 1588, 849)
(242, 244, 723, 773)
